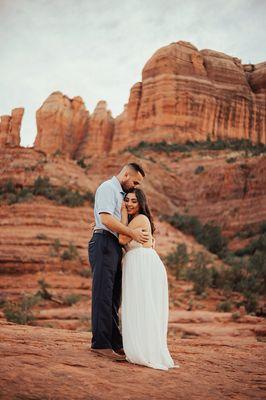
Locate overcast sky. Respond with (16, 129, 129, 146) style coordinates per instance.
(0, 0, 265, 147)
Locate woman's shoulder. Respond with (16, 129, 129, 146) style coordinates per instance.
(130, 214, 150, 227)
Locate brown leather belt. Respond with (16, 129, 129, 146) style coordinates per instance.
(93, 229, 118, 240)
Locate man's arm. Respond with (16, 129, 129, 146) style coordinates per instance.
(119, 215, 150, 245)
(100, 213, 149, 244)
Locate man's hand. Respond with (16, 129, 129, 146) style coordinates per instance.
(131, 227, 149, 244)
(89, 221, 95, 234)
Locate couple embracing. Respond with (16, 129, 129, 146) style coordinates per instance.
(88, 163, 179, 371)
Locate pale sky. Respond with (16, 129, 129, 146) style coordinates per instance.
(0, 0, 265, 147)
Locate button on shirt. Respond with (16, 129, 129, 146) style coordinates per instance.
(94, 176, 126, 237)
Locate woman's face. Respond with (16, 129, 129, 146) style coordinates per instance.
(124, 192, 140, 216)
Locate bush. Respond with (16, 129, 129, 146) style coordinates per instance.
(194, 165, 204, 174)
(56, 188, 85, 207)
(166, 243, 189, 279)
(36, 233, 48, 240)
(64, 293, 82, 306)
(124, 138, 266, 156)
(35, 279, 53, 300)
(226, 157, 237, 163)
(79, 268, 91, 278)
(243, 292, 258, 314)
(234, 233, 266, 257)
(0, 180, 33, 204)
(77, 158, 87, 168)
(61, 242, 79, 261)
(33, 176, 52, 196)
(3, 294, 40, 325)
(164, 213, 228, 258)
(185, 252, 212, 295)
(231, 311, 241, 321)
(0, 176, 94, 207)
(50, 238, 61, 257)
(260, 221, 266, 234)
(216, 300, 232, 312)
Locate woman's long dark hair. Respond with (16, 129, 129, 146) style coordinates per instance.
(126, 188, 155, 234)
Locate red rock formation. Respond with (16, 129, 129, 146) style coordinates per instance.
(31, 42, 265, 157)
(76, 100, 115, 158)
(34, 91, 89, 158)
(113, 41, 266, 151)
(0, 108, 24, 147)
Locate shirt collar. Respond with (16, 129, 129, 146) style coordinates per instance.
(111, 176, 126, 196)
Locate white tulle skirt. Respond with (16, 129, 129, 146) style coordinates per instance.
(121, 247, 179, 371)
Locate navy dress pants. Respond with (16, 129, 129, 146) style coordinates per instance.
(88, 231, 123, 350)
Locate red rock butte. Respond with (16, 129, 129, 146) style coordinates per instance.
(1, 41, 265, 157)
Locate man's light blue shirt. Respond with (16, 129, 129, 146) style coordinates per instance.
(94, 176, 126, 237)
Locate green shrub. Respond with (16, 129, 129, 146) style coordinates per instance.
(226, 157, 237, 163)
(124, 138, 266, 156)
(3, 294, 40, 325)
(260, 221, 266, 234)
(231, 311, 241, 321)
(33, 176, 52, 196)
(53, 149, 62, 157)
(243, 292, 258, 314)
(77, 158, 87, 168)
(1, 176, 94, 207)
(0, 180, 33, 204)
(3, 179, 16, 194)
(194, 165, 204, 174)
(83, 190, 94, 203)
(35, 279, 53, 300)
(79, 268, 91, 278)
(56, 188, 85, 207)
(234, 233, 266, 257)
(185, 252, 212, 295)
(164, 213, 227, 258)
(166, 243, 189, 279)
(64, 293, 82, 306)
(61, 242, 79, 261)
(216, 300, 232, 312)
(36, 233, 48, 240)
(50, 238, 61, 257)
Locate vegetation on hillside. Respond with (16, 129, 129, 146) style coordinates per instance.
(125, 137, 266, 157)
(164, 217, 266, 314)
(0, 176, 94, 207)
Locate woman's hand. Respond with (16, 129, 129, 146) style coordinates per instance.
(121, 200, 129, 226)
(121, 200, 128, 216)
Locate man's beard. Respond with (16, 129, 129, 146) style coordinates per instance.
(121, 183, 130, 193)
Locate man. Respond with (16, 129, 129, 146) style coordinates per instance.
(88, 163, 149, 361)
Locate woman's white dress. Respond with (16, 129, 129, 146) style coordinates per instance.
(121, 240, 179, 371)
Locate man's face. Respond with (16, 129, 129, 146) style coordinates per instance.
(121, 170, 143, 192)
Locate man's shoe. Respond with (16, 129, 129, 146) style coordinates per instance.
(114, 348, 126, 356)
(90, 348, 126, 361)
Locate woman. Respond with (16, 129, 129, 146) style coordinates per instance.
(119, 188, 179, 371)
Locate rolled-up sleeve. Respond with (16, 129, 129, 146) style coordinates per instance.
(96, 183, 117, 216)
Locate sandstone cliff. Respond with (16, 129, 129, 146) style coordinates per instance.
(113, 42, 266, 151)
(31, 41, 265, 157)
(0, 108, 24, 147)
(34, 91, 89, 158)
(76, 100, 115, 158)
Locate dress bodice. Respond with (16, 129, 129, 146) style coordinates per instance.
(124, 240, 144, 252)
(124, 236, 154, 253)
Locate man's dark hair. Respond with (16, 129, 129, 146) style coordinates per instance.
(127, 162, 145, 177)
